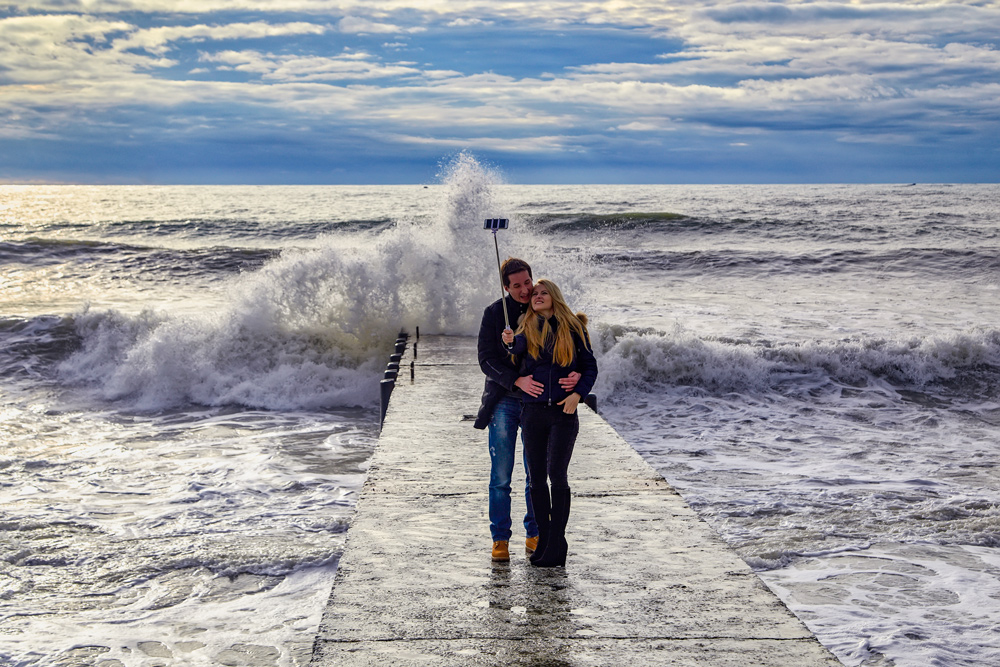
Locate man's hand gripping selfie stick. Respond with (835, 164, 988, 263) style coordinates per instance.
(484, 218, 512, 335)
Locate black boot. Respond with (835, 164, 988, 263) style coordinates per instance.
(534, 487, 570, 568)
(528, 484, 550, 564)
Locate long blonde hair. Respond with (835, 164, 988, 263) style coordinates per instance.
(516, 279, 590, 366)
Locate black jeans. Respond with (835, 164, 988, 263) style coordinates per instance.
(521, 403, 579, 490)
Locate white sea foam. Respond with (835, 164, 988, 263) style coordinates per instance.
(760, 544, 1000, 667)
(3, 564, 338, 667)
(55, 152, 532, 411)
(0, 401, 371, 667)
(592, 323, 1000, 400)
(596, 316, 1000, 667)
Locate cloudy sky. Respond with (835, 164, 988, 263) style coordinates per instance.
(1, 1, 998, 184)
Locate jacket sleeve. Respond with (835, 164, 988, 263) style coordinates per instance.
(510, 334, 527, 356)
(571, 329, 599, 398)
(478, 303, 519, 391)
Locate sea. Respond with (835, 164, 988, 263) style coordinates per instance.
(1, 154, 999, 666)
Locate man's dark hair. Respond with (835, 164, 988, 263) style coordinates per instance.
(500, 257, 532, 288)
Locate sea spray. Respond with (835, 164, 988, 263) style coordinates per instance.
(56, 152, 528, 410)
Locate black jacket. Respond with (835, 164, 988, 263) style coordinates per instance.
(509, 316, 598, 406)
(474, 294, 528, 429)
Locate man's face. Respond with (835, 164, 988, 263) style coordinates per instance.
(505, 270, 533, 304)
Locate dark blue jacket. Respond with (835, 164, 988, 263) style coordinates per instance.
(474, 294, 529, 429)
(509, 315, 598, 406)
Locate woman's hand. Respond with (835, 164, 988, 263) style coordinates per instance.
(557, 392, 581, 414)
(501, 328, 514, 345)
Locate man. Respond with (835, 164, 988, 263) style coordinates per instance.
(474, 257, 579, 562)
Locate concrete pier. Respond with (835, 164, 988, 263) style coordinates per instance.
(311, 335, 842, 666)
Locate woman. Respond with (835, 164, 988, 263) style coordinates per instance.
(501, 279, 598, 567)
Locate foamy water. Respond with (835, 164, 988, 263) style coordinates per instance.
(2, 167, 999, 665)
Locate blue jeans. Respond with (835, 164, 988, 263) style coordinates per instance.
(488, 396, 537, 541)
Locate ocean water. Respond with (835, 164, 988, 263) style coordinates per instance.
(1, 158, 999, 666)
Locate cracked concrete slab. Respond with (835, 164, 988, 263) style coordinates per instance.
(311, 335, 842, 666)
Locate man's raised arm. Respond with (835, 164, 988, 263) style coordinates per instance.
(478, 303, 518, 390)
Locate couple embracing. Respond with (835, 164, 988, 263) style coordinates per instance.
(473, 257, 598, 568)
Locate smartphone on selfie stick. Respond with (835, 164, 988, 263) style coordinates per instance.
(485, 218, 512, 333)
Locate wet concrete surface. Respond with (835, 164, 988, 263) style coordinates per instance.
(311, 335, 842, 666)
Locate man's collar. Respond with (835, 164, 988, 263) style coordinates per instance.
(506, 294, 528, 312)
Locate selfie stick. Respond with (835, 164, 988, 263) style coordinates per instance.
(484, 218, 511, 331)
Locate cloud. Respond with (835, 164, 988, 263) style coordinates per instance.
(199, 49, 442, 82)
(381, 132, 570, 153)
(447, 18, 494, 27)
(737, 74, 898, 103)
(114, 21, 327, 55)
(615, 121, 667, 132)
(0, 14, 158, 85)
(337, 16, 422, 34)
(836, 133, 917, 145)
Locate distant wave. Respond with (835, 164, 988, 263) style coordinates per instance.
(102, 216, 395, 239)
(2, 238, 279, 277)
(13, 216, 395, 241)
(528, 212, 689, 233)
(525, 209, 997, 244)
(1, 238, 125, 262)
(591, 246, 1000, 277)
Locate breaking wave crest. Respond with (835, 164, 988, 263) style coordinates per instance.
(594, 324, 1000, 401)
(55, 152, 527, 410)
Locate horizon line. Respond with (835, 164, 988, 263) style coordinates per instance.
(2, 180, 995, 187)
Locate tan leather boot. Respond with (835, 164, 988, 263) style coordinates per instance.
(525, 535, 539, 555)
(491, 540, 510, 562)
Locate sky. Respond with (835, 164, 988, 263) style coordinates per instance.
(1, 0, 999, 184)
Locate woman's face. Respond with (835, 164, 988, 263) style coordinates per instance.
(531, 284, 553, 313)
